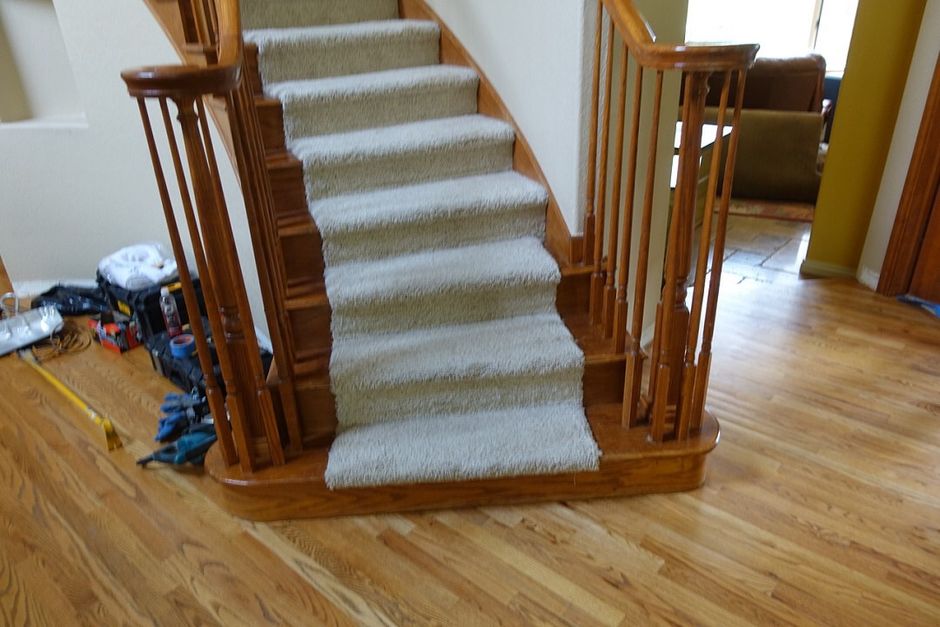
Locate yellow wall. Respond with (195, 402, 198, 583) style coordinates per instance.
(804, 0, 927, 276)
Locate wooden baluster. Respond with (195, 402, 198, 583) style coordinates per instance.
(136, 97, 237, 466)
(646, 72, 688, 437)
(676, 71, 731, 441)
(590, 16, 615, 324)
(195, 0, 219, 63)
(176, 0, 200, 44)
(582, 0, 604, 265)
(601, 43, 630, 337)
(191, 97, 286, 466)
(226, 80, 304, 453)
(690, 69, 748, 431)
(203, 0, 219, 46)
(612, 64, 644, 352)
(162, 98, 259, 470)
(622, 69, 663, 428)
(649, 71, 707, 442)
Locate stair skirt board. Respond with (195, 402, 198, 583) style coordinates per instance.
(246, 4, 602, 488)
(205, 410, 719, 520)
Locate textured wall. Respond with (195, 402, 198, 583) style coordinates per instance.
(0, 0, 267, 335)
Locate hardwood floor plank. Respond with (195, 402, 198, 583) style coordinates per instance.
(1, 274, 939, 624)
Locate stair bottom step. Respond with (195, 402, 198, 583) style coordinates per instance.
(205, 406, 719, 520)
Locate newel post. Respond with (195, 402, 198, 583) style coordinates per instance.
(173, 96, 286, 467)
(649, 71, 709, 442)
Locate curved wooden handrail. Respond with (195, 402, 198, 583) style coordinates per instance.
(123, 0, 758, 97)
(122, 0, 241, 98)
(603, 0, 758, 71)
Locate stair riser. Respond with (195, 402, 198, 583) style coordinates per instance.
(292, 378, 337, 446)
(240, 0, 398, 30)
(321, 206, 544, 265)
(335, 374, 582, 429)
(268, 157, 308, 218)
(251, 28, 440, 84)
(287, 303, 331, 371)
(257, 99, 285, 154)
(302, 140, 513, 200)
(280, 224, 325, 289)
(246, 44, 263, 95)
(278, 79, 478, 141)
(557, 270, 591, 318)
(330, 283, 556, 338)
(583, 357, 626, 406)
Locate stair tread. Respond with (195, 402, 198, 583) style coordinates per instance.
(312, 172, 546, 236)
(266, 65, 478, 104)
(245, 19, 437, 46)
(267, 65, 479, 140)
(240, 0, 398, 30)
(290, 114, 514, 164)
(326, 401, 598, 489)
(245, 19, 440, 84)
(326, 236, 558, 308)
(331, 312, 582, 393)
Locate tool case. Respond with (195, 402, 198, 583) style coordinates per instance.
(146, 322, 273, 395)
(96, 272, 206, 342)
(147, 325, 216, 394)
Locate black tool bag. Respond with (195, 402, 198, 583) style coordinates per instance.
(96, 272, 206, 342)
(31, 284, 111, 316)
(146, 323, 218, 393)
(146, 324, 273, 395)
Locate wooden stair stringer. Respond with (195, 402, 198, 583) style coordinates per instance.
(205, 405, 718, 520)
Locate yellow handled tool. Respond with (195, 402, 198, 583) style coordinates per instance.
(19, 350, 123, 451)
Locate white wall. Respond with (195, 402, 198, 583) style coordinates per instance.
(0, 0, 82, 121)
(0, 0, 266, 334)
(425, 0, 591, 232)
(424, 0, 687, 239)
(857, 0, 939, 290)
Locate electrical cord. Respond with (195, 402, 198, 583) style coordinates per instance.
(31, 319, 95, 363)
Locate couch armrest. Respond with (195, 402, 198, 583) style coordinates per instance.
(705, 107, 823, 203)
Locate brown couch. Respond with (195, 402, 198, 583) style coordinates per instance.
(705, 54, 828, 113)
(691, 54, 830, 203)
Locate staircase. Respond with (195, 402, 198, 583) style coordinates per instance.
(243, 0, 602, 488)
(124, 0, 757, 519)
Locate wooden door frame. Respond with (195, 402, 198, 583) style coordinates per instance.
(878, 54, 940, 295)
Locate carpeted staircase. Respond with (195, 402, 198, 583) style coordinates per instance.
(243, 0, 599, 488)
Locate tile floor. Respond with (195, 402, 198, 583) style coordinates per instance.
(718, 215, 812, 285)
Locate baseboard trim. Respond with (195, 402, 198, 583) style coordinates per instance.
(799, 259, 857, 279)
(857, 266, 880, 291)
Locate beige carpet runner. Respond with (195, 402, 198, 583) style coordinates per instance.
(243, 0, 599, 488)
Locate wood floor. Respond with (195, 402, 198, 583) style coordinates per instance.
(2, 251, 939, 624)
